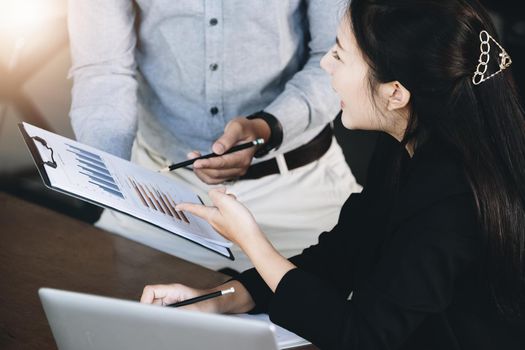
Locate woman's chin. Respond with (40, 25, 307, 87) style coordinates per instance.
(341, 114, 358, 130)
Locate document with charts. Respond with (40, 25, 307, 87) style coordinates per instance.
(19, 122, 233, 259)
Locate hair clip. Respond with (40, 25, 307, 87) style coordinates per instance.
(472, 30, 512, 85)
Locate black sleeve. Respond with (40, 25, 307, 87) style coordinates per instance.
(235, 191, 365, 314)
(235, 133, 400, 314)
(268, 195, 481, 349)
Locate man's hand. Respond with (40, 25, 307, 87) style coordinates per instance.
(189, 117, 270, 184)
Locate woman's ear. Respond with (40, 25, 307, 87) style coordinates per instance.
(381, 81, 411, 111)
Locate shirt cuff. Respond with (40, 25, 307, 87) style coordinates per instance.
(263, 89, 311, 148)
(263, 81, 339, 149)
(70, 105, 137, 160)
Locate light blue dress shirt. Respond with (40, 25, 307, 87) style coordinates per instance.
(68, 0, 341, 163)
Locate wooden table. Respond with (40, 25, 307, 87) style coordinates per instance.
(0, 192, 315, 349)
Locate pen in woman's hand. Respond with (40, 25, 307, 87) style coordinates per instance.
(166, 287, 235, 307)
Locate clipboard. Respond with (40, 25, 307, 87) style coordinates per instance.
(19, 122, 234, 260)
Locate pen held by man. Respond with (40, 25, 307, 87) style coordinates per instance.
(158, 139, 265, 173)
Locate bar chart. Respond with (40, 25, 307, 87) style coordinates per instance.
(67, 144, 125, 199)
(128, 177, 190, 224)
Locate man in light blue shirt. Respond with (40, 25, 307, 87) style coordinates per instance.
(68, 0, 360, 270)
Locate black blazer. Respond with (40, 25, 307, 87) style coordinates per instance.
(237, 134, 525, 350)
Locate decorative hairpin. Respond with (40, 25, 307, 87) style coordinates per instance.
(472, 30, 512, 85)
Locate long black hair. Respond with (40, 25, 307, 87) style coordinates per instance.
(349, 0, 525, 316)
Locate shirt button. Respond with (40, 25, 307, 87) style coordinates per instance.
(209, 18, 218, 26)
(209, 63, 219, 71)
(210, 107, 219, 115)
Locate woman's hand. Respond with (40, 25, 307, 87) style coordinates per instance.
(177, 190, 297, 292)
(176, 188, 264, 250)
(140, 283, 219, 312)
(140, 280, 255, 314)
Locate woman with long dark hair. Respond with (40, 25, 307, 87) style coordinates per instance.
(140, 0, 525, 348)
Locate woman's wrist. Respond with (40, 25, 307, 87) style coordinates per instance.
(237, 227, 269, 255)
(241, 233, 296, 292)
(213, 280, 255, 314)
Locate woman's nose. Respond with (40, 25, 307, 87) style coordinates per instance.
(320, 52, 332, 74)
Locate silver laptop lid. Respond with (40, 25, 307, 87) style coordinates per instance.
(39, 288, 279, 350)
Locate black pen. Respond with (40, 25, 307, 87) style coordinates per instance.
(167, 287, 235, 307)
(158, 139, 265, 173)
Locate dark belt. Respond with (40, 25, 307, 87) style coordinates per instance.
(240, 124, 333, 180)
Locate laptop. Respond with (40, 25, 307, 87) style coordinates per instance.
(39, 288, 307, 350)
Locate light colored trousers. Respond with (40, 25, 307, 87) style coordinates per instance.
(96, 133, 361, 271)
